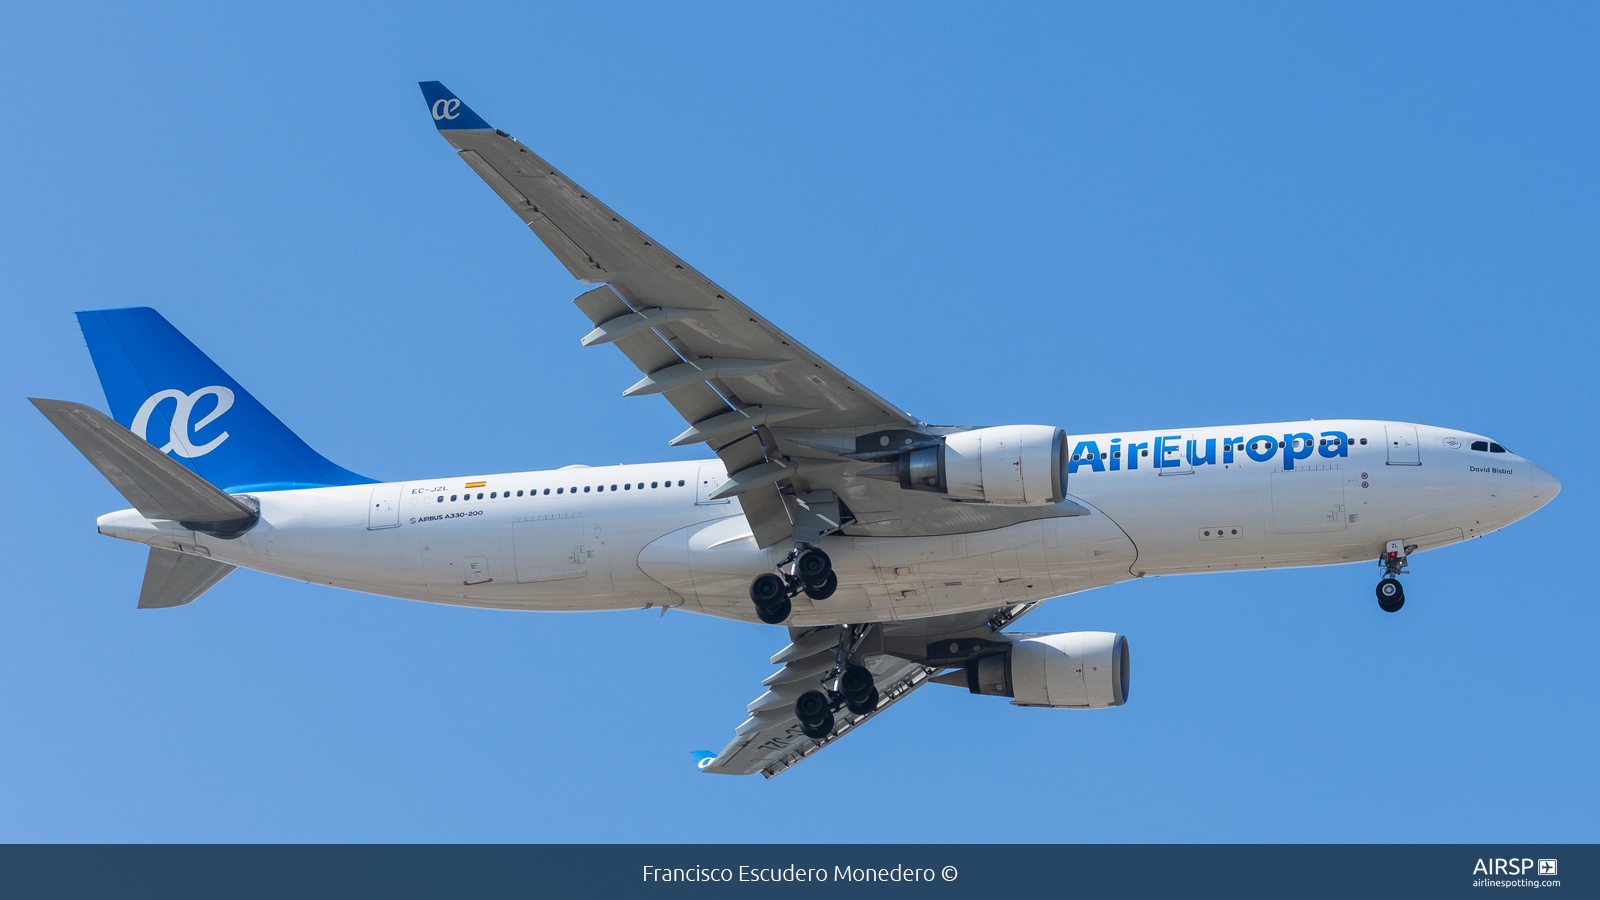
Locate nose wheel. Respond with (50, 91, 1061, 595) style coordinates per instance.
(1374, 540, 1416, 613)
(1376, 577, 1404, 613)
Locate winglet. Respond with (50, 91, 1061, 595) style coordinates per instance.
(418, 81, 493, 131)
(691, 751, 717, 772)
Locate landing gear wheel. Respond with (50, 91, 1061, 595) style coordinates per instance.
(800, 710, 835, 740)
(750, 573, 791, 623)
(840, 665, 876, 706)
(802, 570, 838, 601)
(1376, 577, 1405, 613)
(750, 572, 786, 606)
(795, 689, 834, 739)
(755, 597, 791, 624)
(846, 686, 880, 716)
(796, 548, 833, 585)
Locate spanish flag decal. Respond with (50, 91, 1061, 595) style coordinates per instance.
(465, 481, 487, 488)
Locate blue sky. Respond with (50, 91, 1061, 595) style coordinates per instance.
(2, 3, 1595, 841)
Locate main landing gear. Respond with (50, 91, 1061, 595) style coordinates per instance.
(793, 627, 879, 740)
(748, 546, 837, 624)
(1375, 539, 1417, 613)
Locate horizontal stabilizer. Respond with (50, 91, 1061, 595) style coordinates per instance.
(31, 398, 259, 536)
(139, 546, 236, 609)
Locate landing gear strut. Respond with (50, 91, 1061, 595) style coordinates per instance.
(1375, 539, 1416, 613)
(747, 546, 836, 623)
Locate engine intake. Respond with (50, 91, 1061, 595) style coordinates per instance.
(860, 425, 1066, 506)
(961, 631, 1129, 708)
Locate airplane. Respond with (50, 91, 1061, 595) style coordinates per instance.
(30, 81, 1560, 779)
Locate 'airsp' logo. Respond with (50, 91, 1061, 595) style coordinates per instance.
(431, 98, 462, 121)
(132, 386, 234, 458)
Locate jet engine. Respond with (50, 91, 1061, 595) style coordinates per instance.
(858, 424, 1066, 506)
(958, 631, 1129, 708)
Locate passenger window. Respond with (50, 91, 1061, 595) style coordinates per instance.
(490, 492, 497, 498)
(436, 496, 443, 503)
(583, 486, 591, 493)
(1471, 440, 1488, 452)
(610, 484, 617, 491)
(677, 480, 685, 487)
(557, 487, 564, 494)
(1360, 438, 1367, 445)
(1490, 443, 1506, 453)
(450, 494, 457, 501)
(652, 481, 659, 488)
(477, 493, 483, 500)
(1141, 450, 1148, 457)
(638, 483, 644, 489)
(543, 488, 549, 495)
(623, 483, 630, 490)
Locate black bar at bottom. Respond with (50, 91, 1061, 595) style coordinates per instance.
(1, 844, 1590, 899)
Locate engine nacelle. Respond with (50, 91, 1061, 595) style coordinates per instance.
(964, 631, 1129, 708)
(864, 425, 1066, 506)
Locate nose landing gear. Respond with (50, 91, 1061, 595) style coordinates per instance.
(747, 546, 836, 623)
(1375, 539, 1417, 613)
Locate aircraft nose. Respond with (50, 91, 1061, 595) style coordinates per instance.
(1529, 463, 1561, 509)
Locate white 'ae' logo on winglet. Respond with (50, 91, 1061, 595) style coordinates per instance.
(431, 98, 461, 121)
(132, 386, 234, 458)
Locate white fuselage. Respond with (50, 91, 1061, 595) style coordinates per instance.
(94, 419, 1558, 626)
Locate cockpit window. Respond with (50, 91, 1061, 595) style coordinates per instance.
(1489, 442, 1507, 453)
(1471, 440, 1488, 451)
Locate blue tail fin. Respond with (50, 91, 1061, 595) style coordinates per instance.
(76, 307, 374, 493)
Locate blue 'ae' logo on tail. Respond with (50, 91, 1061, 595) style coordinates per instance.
(131, 386, 234, 458)
(691, 751, 716, 771)
(76, 307, 374, 493)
